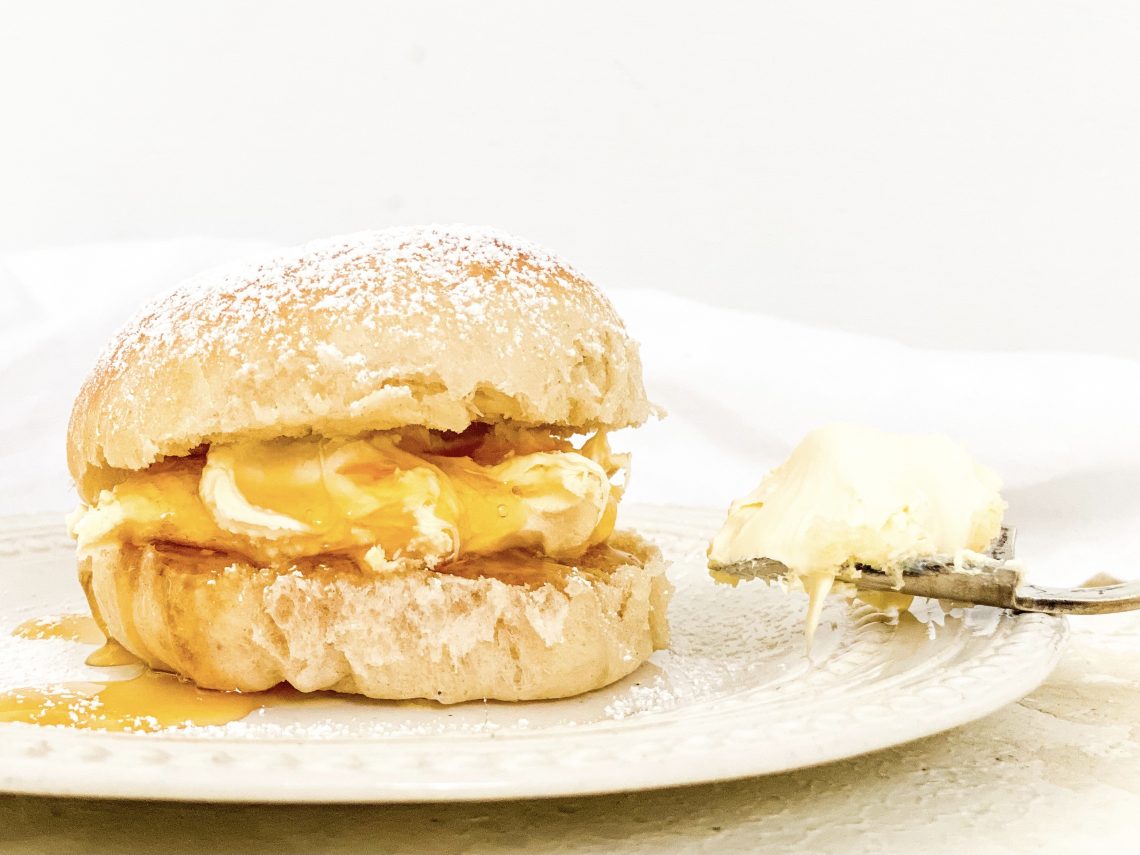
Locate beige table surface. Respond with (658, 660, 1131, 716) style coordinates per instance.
(2, 614, 1137, 855)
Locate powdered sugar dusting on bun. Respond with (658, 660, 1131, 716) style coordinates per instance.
(68, 226, 651, 499)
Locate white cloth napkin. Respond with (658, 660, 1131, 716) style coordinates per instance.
(3, 239, 1137, 588)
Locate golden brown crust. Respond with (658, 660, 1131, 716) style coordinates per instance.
(79, 531, 671, 703)
(68, 226, 651, 502)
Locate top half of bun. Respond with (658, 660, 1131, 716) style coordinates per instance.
(68, 226, 652, 503)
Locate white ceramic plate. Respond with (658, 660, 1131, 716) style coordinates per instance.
(0, 506, 1067, 803)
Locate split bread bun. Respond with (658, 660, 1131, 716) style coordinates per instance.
(79, 532, 669, 704)
(67, 225, 670, 702)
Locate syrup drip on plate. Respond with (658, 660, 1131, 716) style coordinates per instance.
(13, 614, 105, 645)
(0, 671, 287, 731)
(14, 614, 142, 667)
(5, 613, 298, 731)
(84, 639, 143, 667)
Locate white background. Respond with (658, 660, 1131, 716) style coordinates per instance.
(2, 0, 1139, 360)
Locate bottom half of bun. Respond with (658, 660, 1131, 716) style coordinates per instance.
(77, 531, 671, 703)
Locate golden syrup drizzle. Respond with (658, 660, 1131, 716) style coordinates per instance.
(854, 590, 915, 613)
(708, 568, 743, 587)
(0, 670, 294, 732)
(84, 639, 141, 667)
(8, 611, 291, 730)
(13, 613, 142, 667)
(436, 544, 640, 589)
(13, 614, 105, 645)
(395, 697, 441, 709)
(110, 559, 152, 662)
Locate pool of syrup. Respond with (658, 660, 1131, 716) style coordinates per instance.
(3, 614, 294, 732)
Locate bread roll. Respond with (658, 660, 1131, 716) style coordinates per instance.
(67, 225, 669, 702)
